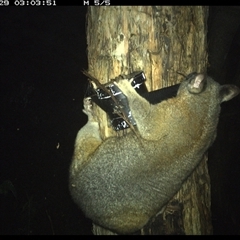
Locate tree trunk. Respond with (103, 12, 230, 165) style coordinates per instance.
(86, 6, 212, 235)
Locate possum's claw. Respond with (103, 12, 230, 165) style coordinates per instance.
(83, 97, 93, 115)
(82, 97, 96, 122)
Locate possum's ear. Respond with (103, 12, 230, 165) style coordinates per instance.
(219, 85, 240, 102)
(187, 74, 206, 94)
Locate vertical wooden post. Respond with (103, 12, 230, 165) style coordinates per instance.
(86, 6, 212, 235)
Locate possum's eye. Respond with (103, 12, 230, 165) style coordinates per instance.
(185, 72, 198, 81)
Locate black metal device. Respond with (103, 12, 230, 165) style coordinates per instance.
(86, 71, 180, 131)
(88, 72, 147, 131)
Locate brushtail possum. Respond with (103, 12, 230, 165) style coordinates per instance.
(69, 73, 239, 234)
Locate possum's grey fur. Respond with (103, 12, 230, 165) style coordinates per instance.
(69, 73, 239, 234)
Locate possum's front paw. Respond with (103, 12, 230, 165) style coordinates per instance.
(114, 78, 135, 97)
(83, 97, 96, 121)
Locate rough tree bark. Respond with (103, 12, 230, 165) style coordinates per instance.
(86, 6, 212, 235)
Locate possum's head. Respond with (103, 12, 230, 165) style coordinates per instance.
(177, 73, 240, 103)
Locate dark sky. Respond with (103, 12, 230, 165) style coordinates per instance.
(0, 6, 240, 235)
(0, 7, 92, 235)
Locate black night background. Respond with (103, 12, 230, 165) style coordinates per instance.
(0, 6, 240, 235)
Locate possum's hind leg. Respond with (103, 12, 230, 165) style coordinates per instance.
(70, 97, 102, 175)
